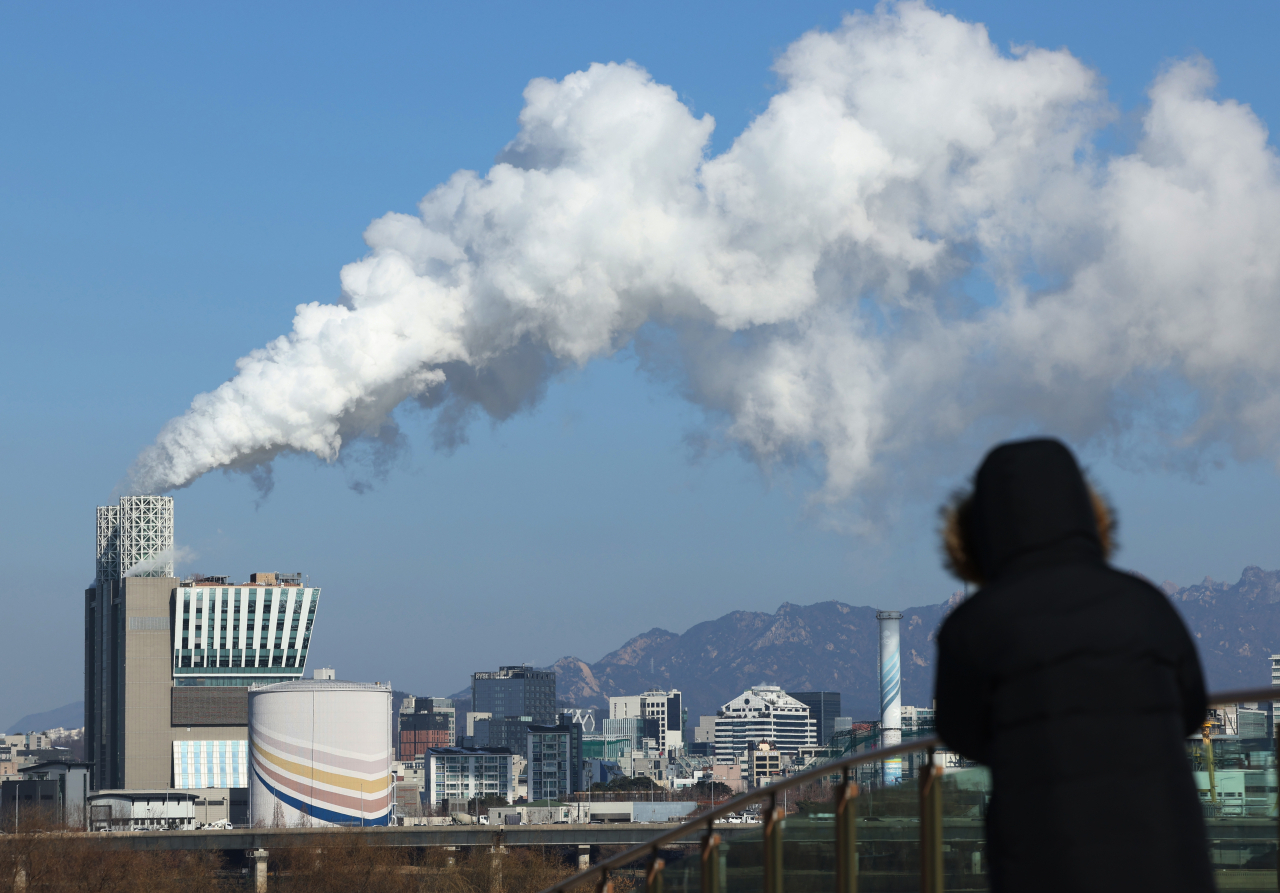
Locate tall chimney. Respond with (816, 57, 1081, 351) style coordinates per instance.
(877, 610, 903, 784)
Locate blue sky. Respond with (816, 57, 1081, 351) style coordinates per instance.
(1, 1, 1278, 729)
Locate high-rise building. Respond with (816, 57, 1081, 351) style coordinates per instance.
(713, 685, 816, 764)
(471, 666, 555, 755)
(85, 496, 320, 793)
(788, 691, 841, 745)
(608, 689, 683, 753)
(471, 666, 556, 724)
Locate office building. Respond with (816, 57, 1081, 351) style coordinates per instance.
(399, 711, 452, 760)
(85, 496, 321, 791)
(713, 685, 816, 764)
(470, 666, 555, 755)
(415, 697, 456, 742)
(472, 666, 556, 725)
(788, 691, 841, 745)
(424, 747, 515, 809)
(602, 716, 661, 751)
(692, 715, 717, 744)
(902, 704, 936, 733)
(609, 689, 683, 753)
(527, 721, 581, 802)
(747, 741, 783, 786)
(0, 760, 92, 828)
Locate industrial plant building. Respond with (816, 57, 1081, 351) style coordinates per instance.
(83, 495, 322, 821)
(713, 685, 816, 764)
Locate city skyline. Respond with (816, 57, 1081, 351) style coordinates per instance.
(3, 1, 1280, 731)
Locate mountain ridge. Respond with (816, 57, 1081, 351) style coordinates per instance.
(494, 567, 1279, 723)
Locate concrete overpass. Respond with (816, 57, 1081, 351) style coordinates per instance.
(72, 821, 696, 852)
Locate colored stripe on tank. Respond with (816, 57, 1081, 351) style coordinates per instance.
(251, 726, 390, 774)
(252, 751, 391, 813)
(254, 767, 389, 827)
(251, 740, 391, 793)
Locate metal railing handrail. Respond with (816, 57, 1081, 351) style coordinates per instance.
(539, 684, 1280, 893)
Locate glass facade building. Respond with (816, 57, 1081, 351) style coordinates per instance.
(788, 691, 842, 745)
(172, 584, 319, 686)
(471, 666, 556, 725)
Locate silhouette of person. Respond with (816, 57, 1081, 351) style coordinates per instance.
(935, 438, 1212, 892)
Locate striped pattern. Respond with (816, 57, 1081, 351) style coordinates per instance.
(251, 724, 391, 824)
(880, 646, 901, 716)
(173, 740, 248, 788)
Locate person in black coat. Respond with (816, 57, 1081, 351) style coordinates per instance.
(934, 438, 1212, 892)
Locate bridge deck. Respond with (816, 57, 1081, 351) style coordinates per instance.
(65, 822, 694, 851)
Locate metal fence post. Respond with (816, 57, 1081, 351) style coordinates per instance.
(919, 748, 943, 893)
(836, 767, 859, 893)
(701, 827, 721, 893)
(597, 867, 613, 893)
(764, 792, 784, 893)
(646, 854, 666, 893)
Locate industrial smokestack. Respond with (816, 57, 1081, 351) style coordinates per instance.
(877, 610, 903, 785)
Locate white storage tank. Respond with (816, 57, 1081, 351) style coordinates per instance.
(249, 679, 393, 827)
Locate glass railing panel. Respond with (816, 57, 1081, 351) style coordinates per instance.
(1187, 735, 1277, 891)
(661, 748, 960, 893)
(656, 755, 1280, 893)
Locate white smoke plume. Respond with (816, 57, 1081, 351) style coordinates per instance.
(126, 2, 1280, 502)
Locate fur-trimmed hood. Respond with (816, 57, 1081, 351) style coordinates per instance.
(941, 438, 1114, 585)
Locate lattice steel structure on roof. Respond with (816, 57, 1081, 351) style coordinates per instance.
(95, 495, 173, 581)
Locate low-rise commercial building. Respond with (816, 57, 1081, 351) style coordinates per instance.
(747, 741, 784, 786)
(87, 789, 197, 831)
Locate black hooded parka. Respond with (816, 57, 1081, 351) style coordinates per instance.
(935, 439, 1213, 892)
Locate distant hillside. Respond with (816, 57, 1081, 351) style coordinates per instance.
(1163, 566, 1280, 691)
(479, 567, 1280, 725)
(542, 599, 957, 721)
(5, 701, 83, 735)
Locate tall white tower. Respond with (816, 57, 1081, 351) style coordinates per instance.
(876, 610, 903, 784)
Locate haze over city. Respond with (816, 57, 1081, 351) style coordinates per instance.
(3, 0, 1280, 735)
